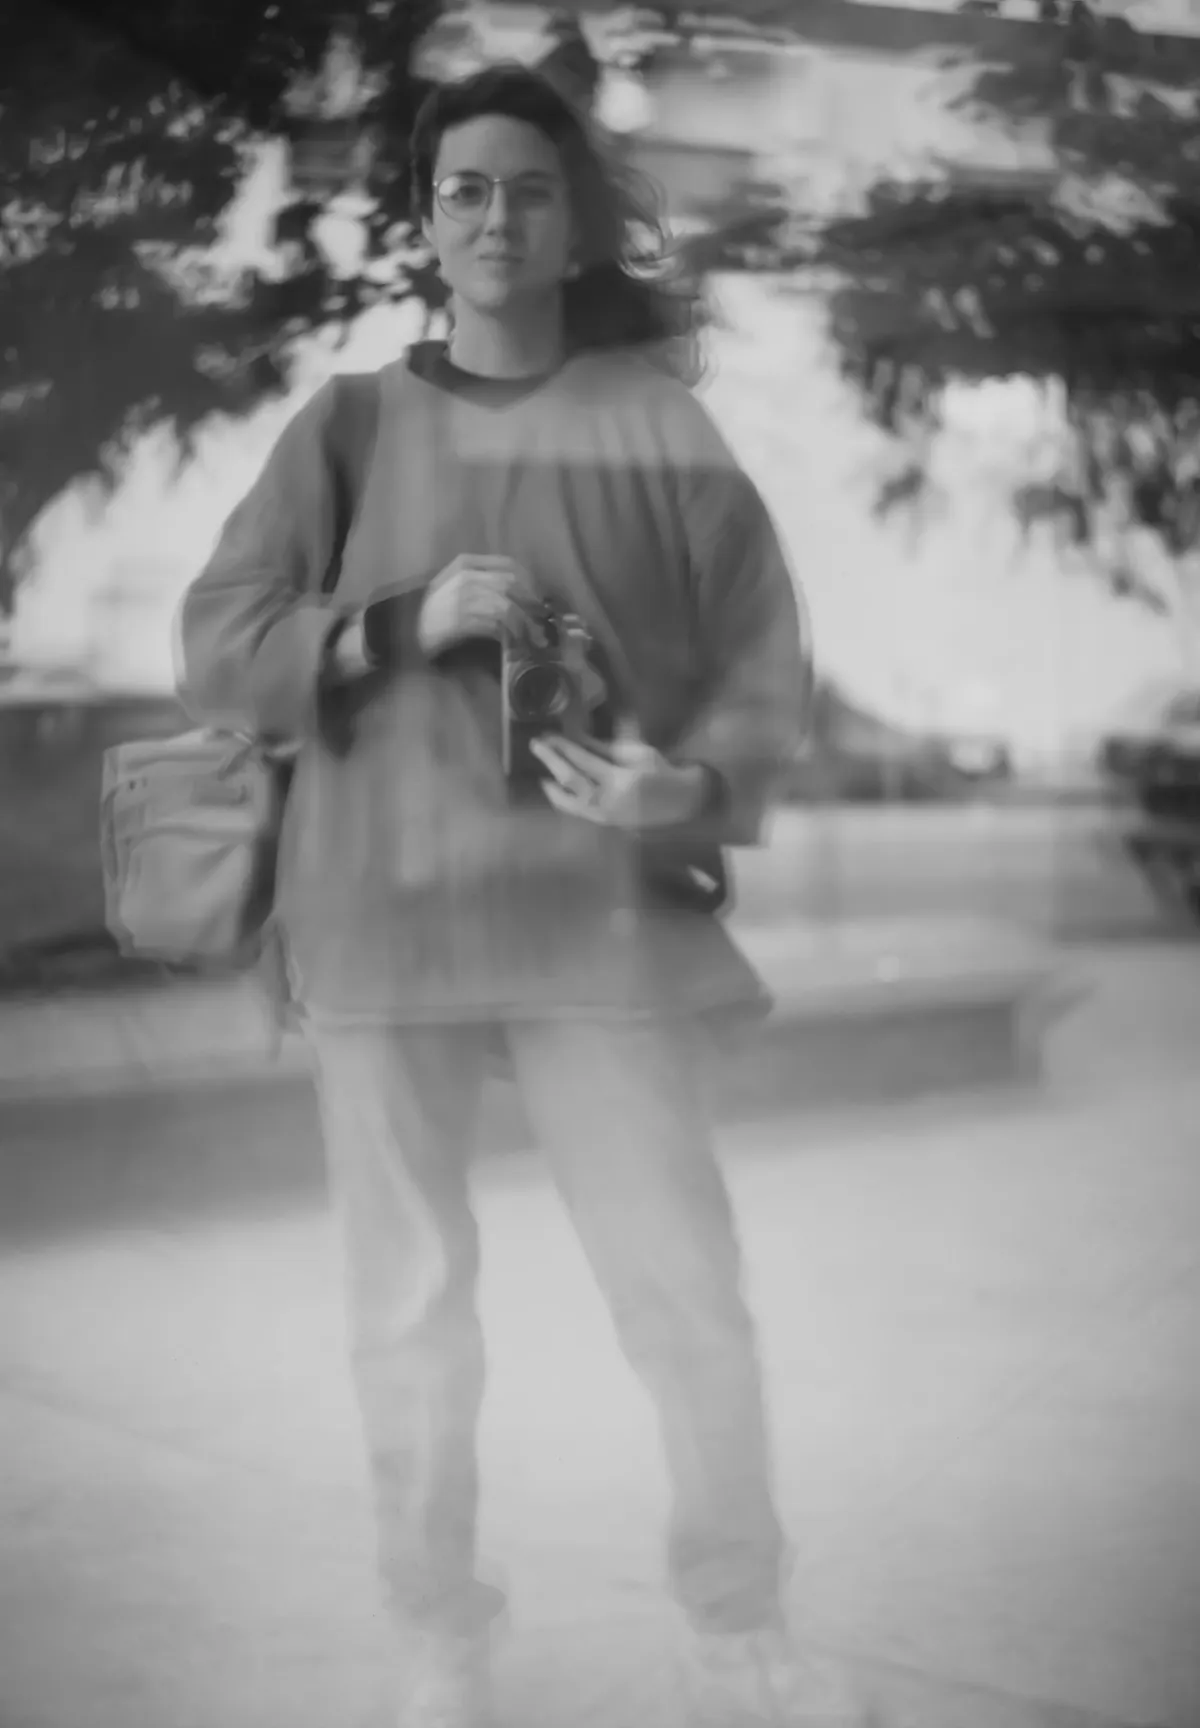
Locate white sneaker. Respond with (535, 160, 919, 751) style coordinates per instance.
(390, 1623, 494, 1728)
(686, 1622, 867, 1727)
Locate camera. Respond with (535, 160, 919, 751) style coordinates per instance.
(501, 601, 595, 788)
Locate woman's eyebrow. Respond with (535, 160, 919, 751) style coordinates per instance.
(446, 166, 558, 181)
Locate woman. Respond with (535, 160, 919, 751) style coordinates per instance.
(178, 63, 860, 1728)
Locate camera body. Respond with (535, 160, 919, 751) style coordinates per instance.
(502, 601, 594, 788)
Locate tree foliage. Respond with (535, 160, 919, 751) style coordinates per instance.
(805, 2, 1200, 608)
(0, 0, 440, 610)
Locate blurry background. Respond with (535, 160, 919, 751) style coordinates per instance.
(3, 0, 1200, 974)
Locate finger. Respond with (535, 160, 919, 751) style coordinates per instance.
(461, 589, 521, 624)
(530, 739, 599, 793)
(450, 554, 527, 573)
(537, 736, 615, 778)
(530, 737, 603, 785)
(441, 560, 537, 613)
(463, 582, 544, 632)
(532, 748, 610, 811)
(556, 733, 655, 775)
(542, 779, 605, 824)
(575, 735, 649, 769)
(459, 558, 540, 597)
(442, 601, 503, 639)
(457, 589, 537, 634)
(458, 570, 527, 599)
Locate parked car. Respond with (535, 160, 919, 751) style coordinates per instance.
(1097, 684, 1200, 923)
(1100, 688, 1200, 815)
(1099, 686, 1200, 793)
(1134, 734, 1200, 826)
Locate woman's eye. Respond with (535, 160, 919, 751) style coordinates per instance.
(514, 184, 554, 210)
(444, 176, 489, 209)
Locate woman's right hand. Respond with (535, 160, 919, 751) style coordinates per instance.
(417, 555, 543, 658)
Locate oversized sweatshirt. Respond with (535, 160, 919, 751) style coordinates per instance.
(176, 342, 811, 1024)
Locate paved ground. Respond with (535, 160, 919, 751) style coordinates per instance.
(3, 946, 1199, 1728)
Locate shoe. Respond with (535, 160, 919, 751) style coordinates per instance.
(390, 1623, 494, 1728)
(685, 1621, 867, 1727)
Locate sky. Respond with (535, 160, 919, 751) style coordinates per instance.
(9, 17, 1194, 760)
(843, 0, 1200, 30)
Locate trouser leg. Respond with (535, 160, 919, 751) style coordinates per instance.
(507, 1015, 787, 1634)
(310, 1022, 502, 1635)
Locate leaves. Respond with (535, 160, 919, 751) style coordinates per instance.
(0, 0, 440, 609)
(812, 6, 1200, 601)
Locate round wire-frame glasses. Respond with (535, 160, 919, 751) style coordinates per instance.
(434, 170, 564, 223)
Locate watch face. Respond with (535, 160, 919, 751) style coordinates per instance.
(361, 601, 381, 665)
(363, 593, 398, 666)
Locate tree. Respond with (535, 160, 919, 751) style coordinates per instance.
(803, 3, 1200, 616)
(0, 0, 441, 612)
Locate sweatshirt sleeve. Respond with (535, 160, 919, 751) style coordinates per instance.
(669, 421, 813, 847)
(174, 380, 356, 744)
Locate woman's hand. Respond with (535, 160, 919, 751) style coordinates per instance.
(531, 734, 708, 830)
(417, 555, 543, 658)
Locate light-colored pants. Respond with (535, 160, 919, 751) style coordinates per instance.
(310, 1015, 786, 1637)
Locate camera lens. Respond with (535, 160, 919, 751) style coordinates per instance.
(510, 662, 571, 722)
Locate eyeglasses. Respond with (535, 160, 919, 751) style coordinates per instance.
(433, 170, 564, 223)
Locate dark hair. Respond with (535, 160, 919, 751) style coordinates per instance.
(409, 63, 705, 383)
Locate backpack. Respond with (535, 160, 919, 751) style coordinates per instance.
(99, 374, 380, 971)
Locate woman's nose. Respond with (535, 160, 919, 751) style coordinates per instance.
(482, 184, 516, 229)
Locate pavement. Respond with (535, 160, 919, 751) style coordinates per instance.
(3, 939, 1200, 1728)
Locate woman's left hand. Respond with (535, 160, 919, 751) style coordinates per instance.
(531, 735, 707, 830)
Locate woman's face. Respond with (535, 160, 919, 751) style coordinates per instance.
(424, 115, 575, 317)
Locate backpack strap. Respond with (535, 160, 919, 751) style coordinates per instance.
(322, 372, 382, 595)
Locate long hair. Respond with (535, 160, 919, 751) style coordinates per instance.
(409, 63, 706, 384)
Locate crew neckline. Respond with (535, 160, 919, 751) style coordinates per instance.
(407, 339, 566, 409)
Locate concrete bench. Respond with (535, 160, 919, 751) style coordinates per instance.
(0, 918, 1079, 1241)
(721, 916, 1078, 1118)
(0, 917, 1075, 1118)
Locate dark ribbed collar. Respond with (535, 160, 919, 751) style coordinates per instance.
(406, 339, 565, 409)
